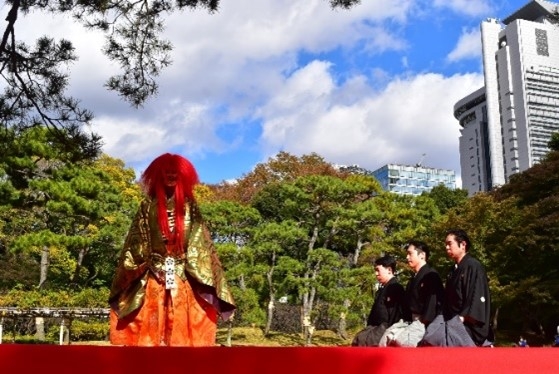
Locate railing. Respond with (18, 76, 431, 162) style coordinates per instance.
(0, 307, 109, 345)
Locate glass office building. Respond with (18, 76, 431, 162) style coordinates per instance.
(371, 164, 456, 196)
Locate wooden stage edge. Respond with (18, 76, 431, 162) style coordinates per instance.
(1, 344, 558, 373)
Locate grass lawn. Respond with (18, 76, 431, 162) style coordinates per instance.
(216, 327, 352, 347)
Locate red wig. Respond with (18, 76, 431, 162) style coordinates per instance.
(141, 153, 199, 250)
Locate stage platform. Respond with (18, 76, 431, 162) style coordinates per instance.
(1, 345, 557, 373)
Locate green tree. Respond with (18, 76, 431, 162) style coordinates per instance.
(358, 192, 440, 266)
(433, 193, 522, 323)
(0, 125, 87, 289)
(329, 174, 383, 266)
(431, 193, 502, 271)
(199, 199, 264, 332)
(548, 132, 559, 152)
(314, 174, 381, 337)
(487, 150, 559, 336)
(200, 200, 261, 246)
(250, 220, 307, 335)
(252, 174, 382, 344)
(199, 199, 261, 294)
(423, 184, 469, 215)
(0, 127, 141, 289)
(9, 158, 140, 289)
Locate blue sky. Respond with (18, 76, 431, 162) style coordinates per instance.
(16, 0, 539, 186)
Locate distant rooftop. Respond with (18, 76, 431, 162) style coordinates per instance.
(503, 0, 558, 25)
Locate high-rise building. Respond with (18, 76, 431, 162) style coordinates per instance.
(454, 0, 559, 196)
(370, 164, 456, 196)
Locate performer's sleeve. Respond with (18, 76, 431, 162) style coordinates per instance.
(461, 264, 490, 325)
(108, 202, 150, 317)
(185, 206, 236, 320)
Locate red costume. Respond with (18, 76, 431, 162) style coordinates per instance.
(109, 153, 235, 346)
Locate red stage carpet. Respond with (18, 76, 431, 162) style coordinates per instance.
(1, 345, 557, 373)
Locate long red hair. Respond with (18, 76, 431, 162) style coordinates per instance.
(140, 153, 199, 250)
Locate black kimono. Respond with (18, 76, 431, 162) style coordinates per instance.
(405, 264, 444, 326)
(443, 254, 492, 346)
(367, 277, 405, 327)
(352, 277, 405, 346)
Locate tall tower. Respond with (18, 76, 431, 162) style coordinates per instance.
(454, 0, 559, 196)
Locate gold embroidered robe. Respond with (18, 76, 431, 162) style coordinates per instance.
(108, 198, 235, 345)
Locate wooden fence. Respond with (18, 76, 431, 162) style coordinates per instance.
(0, 307, 109, 345)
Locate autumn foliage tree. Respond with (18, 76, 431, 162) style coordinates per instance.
(209, 151, 347, 204)
(488, 150, 559, 337)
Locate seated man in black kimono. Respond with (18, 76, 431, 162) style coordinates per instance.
(404, 241, 444, 327)
(352, 255, 405, 346)
(378, 241, 445, 347)
(442, 229, 493, 346)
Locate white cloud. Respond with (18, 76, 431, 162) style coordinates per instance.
(96, 102, 232, 164)
(160, 0, 413, 101)
(16, 0, 414, 152)
(447, 28, 482, 62)
(97, 0, 415, 163)
(10, 0, 492, 184)
(258, 62, 484, 181)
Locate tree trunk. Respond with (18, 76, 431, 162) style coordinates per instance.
(59, 318, 71, 345)
(226, 319, 233, 347)
(337, 299, 351, 339)
(302, 277, 317, 345)
(38, 246, 50, 290)
(492, 306, 499, 332)
(71, 246, 89, 285)
(35, 317, 45, 341)
(353, 238, 365, 266)
(264, 299, 275, 336)
(301, 220, 320, 346)
(264, 254, 276, 336)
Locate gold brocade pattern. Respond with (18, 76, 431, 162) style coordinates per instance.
(109, 198, 235, 320)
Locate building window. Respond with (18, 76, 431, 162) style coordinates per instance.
(535, 29, 549, 57)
